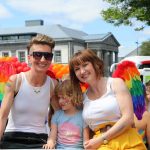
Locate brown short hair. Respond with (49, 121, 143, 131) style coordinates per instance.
(27, 34, 55, 53)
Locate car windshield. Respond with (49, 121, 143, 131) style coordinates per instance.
(138, 64, 150, 69)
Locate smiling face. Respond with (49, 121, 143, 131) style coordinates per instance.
(28, 44, 52, 73)
(58, 95, 74, 111)
(74, 61, 97, 84)
(69, 49, 104, 86)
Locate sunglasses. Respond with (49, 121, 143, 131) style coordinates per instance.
(31, 52, 53, 61)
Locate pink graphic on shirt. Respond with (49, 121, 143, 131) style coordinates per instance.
(58, 122, 80, 145)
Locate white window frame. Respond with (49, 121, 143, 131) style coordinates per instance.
(16, 49, 28, 63)
(54, 50, 62, 63)
(0, 51, 11, 57)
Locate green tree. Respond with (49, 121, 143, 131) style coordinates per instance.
(101, 0, 150, 30)
(140, 40, 150, 55)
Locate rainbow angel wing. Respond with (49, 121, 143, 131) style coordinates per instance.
(112, 60, 145, 120)
(0, 57, 16, 106)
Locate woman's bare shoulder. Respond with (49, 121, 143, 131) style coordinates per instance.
(111, 77, 126, 91)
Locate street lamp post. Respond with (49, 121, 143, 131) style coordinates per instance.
(136, 41, 139, 56)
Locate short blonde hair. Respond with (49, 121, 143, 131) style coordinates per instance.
(27, 34, 55, 53)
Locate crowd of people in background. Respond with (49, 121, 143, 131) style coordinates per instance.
(0, 34, 150, 149)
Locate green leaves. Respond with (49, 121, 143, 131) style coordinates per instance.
(101, 0, 150, 30)
(140, 40, 150, 56)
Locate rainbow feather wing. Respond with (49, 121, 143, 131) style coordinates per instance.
(0, 58, 16, 106)
(112, 61, 145, 120)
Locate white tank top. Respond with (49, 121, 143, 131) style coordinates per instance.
(82, 77, 121, 131)
(5, 72, 52, 134)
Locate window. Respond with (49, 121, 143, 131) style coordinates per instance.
(2, 35, 18, 40)
(19, 35, 32, 40)
(54, 50, 61, 63)
(1, 51, 11, 57)
(16, 50, 28, 63)
(139, 64, 150, 69)
(18, 51, 26, 62)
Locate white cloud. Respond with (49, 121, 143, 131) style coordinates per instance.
(6, 0, 108, 23)
(0, 4, 11, 19)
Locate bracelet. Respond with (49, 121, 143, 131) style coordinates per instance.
(101, 134, 108, 145)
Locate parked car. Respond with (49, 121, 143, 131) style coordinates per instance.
(110, 56, 150, 83)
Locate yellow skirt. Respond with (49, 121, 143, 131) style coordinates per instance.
(94, 127, 147, 150)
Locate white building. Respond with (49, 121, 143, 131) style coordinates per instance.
(0, 20, 120, 75)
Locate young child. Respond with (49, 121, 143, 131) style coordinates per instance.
(43, 79, 89, 149)
(146, 80, 150, 111)
(134, 111, 150, 148)
(134, 82, 150, 149)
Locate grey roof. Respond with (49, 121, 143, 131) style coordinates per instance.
(83, 32, 120, 46)
(0, 24, 120, 45)
(0, 24, 87, 40)
(83, 33, 111, 41)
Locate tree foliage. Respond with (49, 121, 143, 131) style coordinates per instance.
(140, 40, 150, 55)
(101, 0, 150, 30)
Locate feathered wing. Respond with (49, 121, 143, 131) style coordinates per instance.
(112, 61, 145, 120)
(0, 60, 16, 106)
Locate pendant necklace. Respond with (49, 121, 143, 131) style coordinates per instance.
(33, 87, 41, 94)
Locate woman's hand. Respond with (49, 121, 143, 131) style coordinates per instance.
(84, 137, 103, 150)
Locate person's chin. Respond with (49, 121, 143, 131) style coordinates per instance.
(36, 68, 48, 73)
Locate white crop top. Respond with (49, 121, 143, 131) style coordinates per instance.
(5, 72, 52, 134)
(82, 77, 121, 131)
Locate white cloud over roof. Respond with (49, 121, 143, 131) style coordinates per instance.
(5, 0, 108, 23)
(0, 4, 11, 19)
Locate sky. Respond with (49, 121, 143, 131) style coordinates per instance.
(0, 0, 150, 57)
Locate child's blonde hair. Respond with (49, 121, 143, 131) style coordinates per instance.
(54, 79, 83, 106)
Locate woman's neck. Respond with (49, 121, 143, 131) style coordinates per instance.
(87, 77, 108, 100)
(26, 70, 47, 87)
(89, 77, 107, 92)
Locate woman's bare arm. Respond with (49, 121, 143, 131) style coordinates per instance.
(0, 75, 17, 140)
(84, 78, 134, 149)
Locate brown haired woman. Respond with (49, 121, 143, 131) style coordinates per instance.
(69, 49, 146, 150)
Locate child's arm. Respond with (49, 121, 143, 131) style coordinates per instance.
(146, 112, 150, 146)
(43, 123, 57, 149)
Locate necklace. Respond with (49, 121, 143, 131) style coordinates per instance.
(27, 71, 45, 94)
(33, 87, 41, 94)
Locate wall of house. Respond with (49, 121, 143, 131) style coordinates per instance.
(54, 45, 68, 64)
(74, 45, 85, 53)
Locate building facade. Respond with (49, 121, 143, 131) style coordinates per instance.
(0, 20, 120, 76)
